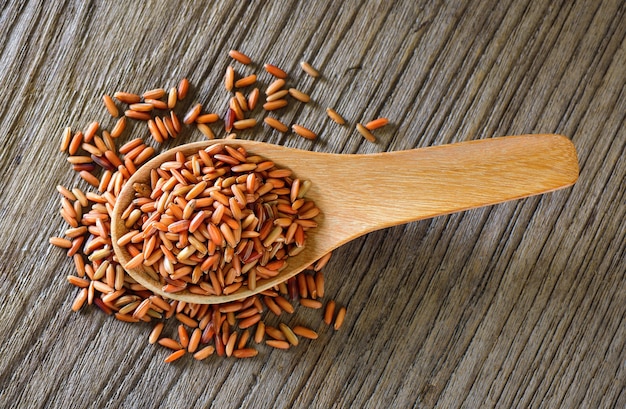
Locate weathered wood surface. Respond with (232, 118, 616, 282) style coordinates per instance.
(0, 0, 623, 408)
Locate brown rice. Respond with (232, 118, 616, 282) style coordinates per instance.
(229, 50, 252, 65)
(300, 61, 320, 78)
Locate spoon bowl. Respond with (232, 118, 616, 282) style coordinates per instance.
(111, 134, 578, 304)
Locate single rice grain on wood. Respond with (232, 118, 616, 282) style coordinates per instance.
(235, 74, 256, 88)
(365, 117, 389, 130)
(102, 95, 119, 117)
(326, 108, 345, 125)
(300, 61, 320, 77)
(334, 306, 347, 330)
(177, 78, 189, 100)
(292, 124, 316, 140)
(356, 123, 376, 142)
(229, 50, 252, 65)
(264, 64, 287, 79)
(263, 116, 289, 132)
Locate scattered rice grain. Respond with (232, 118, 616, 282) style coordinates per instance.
(114, 91, 141, 104)
(299, 298, 323, 309)
(279, 323, 299, 346)
(110, 116, 126, 138)
(324, 300, 335, 325)
(264, 64, 287, 79)
(102, 95, 119, 117)
(168, 87, 177, 109)
(142, 88, 165, 100)
(235, 74, 257, 88)
(233, 348, 258, 358)
(247, 88, 259, 110)
(125, 110, 151, 121)
(183, 103, 202, 124)
(196, 113, 219, 124)
(326, 108, 345, 125)
(365, 117, 389, 130)
(263, 99, 288, 111)
(193, 345, 215, 360)
(291, 124, 316, 140)
(233, 118, 257, 130)
(266, 339, 290, 349)
(197, 123, 215, 139)
(68, 131, 83, 155)
(265, 79, 285, 95)
(71, 288, 88, 312)
(334, 306, 346, 330)
(292, 325, 318, 339)
(164, 348, 186, 363)
(300, 61, 320, 77)
(266, 89, 289, 102)
(60, 127, 72, 152)
(225, 66, 235, 91)
(149, 323, 164, 344)
(229, 50, 252, 65)
(288, 88, 310, 103)
(177, 78, 189, 100)
(83, 121, 99, 143)
(188, 328, 202, 353)
(356, 123, 376, 142)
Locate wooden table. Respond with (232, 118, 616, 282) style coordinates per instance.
(1, 1, 624, 407)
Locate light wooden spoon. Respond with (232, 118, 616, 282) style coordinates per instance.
(111, 134, 578, 304)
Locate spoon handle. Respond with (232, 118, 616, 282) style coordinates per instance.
(310, 134, 578, 236)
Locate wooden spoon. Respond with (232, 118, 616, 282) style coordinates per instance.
(111, 134, 578, 304)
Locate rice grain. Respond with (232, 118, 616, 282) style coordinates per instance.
(266, 89, 288, 102)
(266, 339, 290, 349)
(164, 349, 186, 363)
(84, 121, 99, 143)
(196, 113, 219, 124)
(229, 50, 252, 65)
(233, 348, 258, 358)
(288, 88, 310, 103)
(60, 127, 72, 152)
(299, 298, 323, 309)
(225, 66, 235, 91)
(263, 99, 288, 111)
(197, 123, 215, 139)
(188, 328, 202, 353)
(279, 323, 299, 346)
(264, 64, 287, 79)
(265, 79, 285, 95)
(292, 325, 318, 339)
(247, 88, 259, 110)
(326, 108, 345, 125)
(110, 116, 126, 138)
(102, 95, 119, 117)
(334, 306, 346, 330)
(114, 92, 141, 104)
(183, 103, 202, 124)
(125, 110, 151, 121)
(193, 345, 215, 360)
(291, 124, 316, 140)
(324, 300, 335, 325)
(142, 88, 165, 100)
(168, 87, 177, 109)
(233, 118, 257, 130)
(356, 123, 376, 142)
(300, 61, 320, 77)
(235, 74, 257, 88)
(364, 117, 389, 130)
(178, 78, 189, 100)
(71, 288, 88, 312)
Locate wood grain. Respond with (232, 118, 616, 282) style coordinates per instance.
(0, 0, 623, 408)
